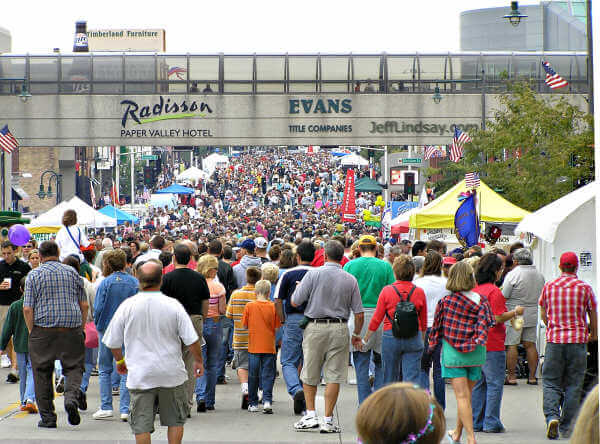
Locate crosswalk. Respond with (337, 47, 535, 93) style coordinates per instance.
(0, 393, 62, 420)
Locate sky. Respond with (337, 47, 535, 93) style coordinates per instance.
(2, 0, 534, 54)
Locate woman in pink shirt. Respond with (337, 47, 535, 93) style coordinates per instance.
(361, 255, 427, 385)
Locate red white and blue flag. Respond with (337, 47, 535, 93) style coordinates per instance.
(168, 66, 187, 80)
(0, 125, 18, 154)
(542, 61, 568, 89)
(449, 127, 472, 162)
(465, 172, 480, 189)
(424, 145, 446, 160)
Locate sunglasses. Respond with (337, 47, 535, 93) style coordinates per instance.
(25, 245, 33, 248)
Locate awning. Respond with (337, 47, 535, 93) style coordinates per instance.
(12, 186, 29, 200)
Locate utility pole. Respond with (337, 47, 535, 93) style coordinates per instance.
(587, 0, 594, 115)
(130, 147, 135, 206)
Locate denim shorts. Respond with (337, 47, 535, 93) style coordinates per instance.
(442, 365, 482, 381)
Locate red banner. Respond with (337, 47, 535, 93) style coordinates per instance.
(341, 169, 357, 222)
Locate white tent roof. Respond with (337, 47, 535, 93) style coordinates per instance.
(339, 153, 369, 166)
(176, 166, 209, 181)
(515, 182, 596, 243)
(29, 196, 117, 228)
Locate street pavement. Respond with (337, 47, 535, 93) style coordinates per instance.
(0, 363, 555, 443)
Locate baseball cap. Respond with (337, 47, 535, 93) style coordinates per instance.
(238, 239, 256, 252)
(442, 256, 457, 266)
(254, 237, 268, 249)
(559, 252, 578, 268)
(358, 235, 377, 246)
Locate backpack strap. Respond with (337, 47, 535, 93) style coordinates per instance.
(385, 284, 417, 323)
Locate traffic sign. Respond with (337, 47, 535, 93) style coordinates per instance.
(142, 155, 158, 160)
(402, 158, 422, 164)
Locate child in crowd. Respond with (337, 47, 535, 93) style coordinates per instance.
(0, 278, 37, 413)
(356, 383, 446, 444)
(242, 279, 281, 414)
(226, 266, 261, 410)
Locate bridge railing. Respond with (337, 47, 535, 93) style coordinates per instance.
(0, 52, 589, 95)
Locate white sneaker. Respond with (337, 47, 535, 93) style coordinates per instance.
(120, 413, 129, 422)
(0, 355, 10, 368)
(92, 409, 113, 420)
(294, 414, 319, 431)
(263, 402, 273, 414)
(247, 405, 259, 412)
(320, 420, 341, 434)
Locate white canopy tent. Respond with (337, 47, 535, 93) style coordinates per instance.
(29, 196, 117, 229)
(515, 182, 596, 289)
(176, 166, 210, 182)
(202, 153, 229, 175)
(339, 153, 369, 167)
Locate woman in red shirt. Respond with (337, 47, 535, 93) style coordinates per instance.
(361, 255, 427, 386)
(472, 253, 523, 434)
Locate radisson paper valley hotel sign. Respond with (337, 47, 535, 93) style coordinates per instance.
(0, 93, 586, 147)
(88, 29, 165, 52)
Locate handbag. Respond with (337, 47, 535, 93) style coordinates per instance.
(84, 322, 99, 348)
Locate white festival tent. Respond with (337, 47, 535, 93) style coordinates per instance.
(515, 182, 596, 290)
(339, 153, 369, 167)
(176, 166, 210, 182)
(202, 153, 229, 175)
(29, 196, 117, 229)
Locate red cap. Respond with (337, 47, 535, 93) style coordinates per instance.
(559, 252, 578, 268)
(443, 257, 457, 265)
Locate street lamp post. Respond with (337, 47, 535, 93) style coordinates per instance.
(37, 170, 62, 205)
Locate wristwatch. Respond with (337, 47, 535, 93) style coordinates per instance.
(352, 333, 361, 338)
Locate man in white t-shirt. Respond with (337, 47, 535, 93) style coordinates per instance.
(102, 260, 204, 443)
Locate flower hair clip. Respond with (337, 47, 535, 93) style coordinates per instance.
(399, 402, 436, 444)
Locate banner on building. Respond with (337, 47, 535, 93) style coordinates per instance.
(341, 169, 356, 222)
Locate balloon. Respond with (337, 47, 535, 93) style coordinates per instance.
(8, 224, 31, 246)
(374, 195, 386, 207)
(315, 200, 323, 209)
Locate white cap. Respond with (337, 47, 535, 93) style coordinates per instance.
(254, 237, 268, 249)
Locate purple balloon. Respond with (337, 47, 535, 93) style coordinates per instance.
(8, 224, 31, 247)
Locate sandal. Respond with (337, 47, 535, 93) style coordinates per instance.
(504, 378, 518, 386)
(447, 430, 461, 444)
(527, 379, 538, 385)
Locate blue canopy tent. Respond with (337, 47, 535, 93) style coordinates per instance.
(99, 205, 140, 225)
(155, 184, 194, 195)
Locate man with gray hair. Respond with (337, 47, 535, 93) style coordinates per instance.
(94, 237, 114, 269)
(291, 240, 364, 433)
(102, 260, 204, 443)
(502, 248, 545, 385)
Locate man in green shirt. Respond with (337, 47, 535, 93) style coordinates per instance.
(343, 235, 395, 405)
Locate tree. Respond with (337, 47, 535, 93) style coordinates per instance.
(427, 83, 594, 211)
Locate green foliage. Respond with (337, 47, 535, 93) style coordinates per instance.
(433, 83, 594, 211)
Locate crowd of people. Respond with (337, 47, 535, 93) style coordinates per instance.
(0, 149, 597, 444)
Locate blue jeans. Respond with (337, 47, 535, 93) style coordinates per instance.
(248, 353, 276, 406)
(195, 317, 222, 407)
(217, 316, 234, 379)
(542, 342, 587, 436)
(98, 332, 129, 414)
(352, 350, 383, 404)
(80, 347, 97, 393)
(472, 350, 506, 431)
(382, 330, 423, 385)
(280, 313, 304, 397)
(16, 353, 35, 404)
(419, 328, 445, 409)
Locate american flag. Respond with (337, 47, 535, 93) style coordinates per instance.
(168, 66, 187, 80)
(424, 145, 446, 160)
(465, 172, 480, 189)
(449, 127, 472, 162)
(542, 61, 568, 89)
(0, 125, 18, 154)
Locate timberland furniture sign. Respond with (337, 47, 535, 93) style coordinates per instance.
(0, 93, 587, 147)
(88, 28, 166, 52)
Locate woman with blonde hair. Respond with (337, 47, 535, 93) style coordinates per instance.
(428, 261, 494, 444)
(356, 382, 446, 444)
(195, 254, 226, 412)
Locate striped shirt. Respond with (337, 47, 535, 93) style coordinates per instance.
(539, 273, 597, 344)
(225, 285, 257, 350)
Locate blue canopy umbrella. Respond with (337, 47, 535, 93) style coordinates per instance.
(99, 205, 140, 225)
(155, 184, 194, 195)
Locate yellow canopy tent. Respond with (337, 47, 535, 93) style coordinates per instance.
(409, 180, 530, 229)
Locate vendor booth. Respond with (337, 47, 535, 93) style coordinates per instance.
(516, 182, 596, 290)
(99, 205, 140, 225)
(29, 197, 117, 229)
(202, 153, 229, 175)
(156, 184, 194, 195)
(339, 153, 369, 167)
(176, 166, 210, 183)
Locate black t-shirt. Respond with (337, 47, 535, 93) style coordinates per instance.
(0, 259, 31, 305)
(160, 268, 210, 316)
(276, 266, 311, 315)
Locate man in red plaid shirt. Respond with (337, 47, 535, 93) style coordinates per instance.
(538, 252, 597, 440)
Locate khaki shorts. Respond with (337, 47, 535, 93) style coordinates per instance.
(0, 305, 9, 333)
(233, 349, 249, 370)
(129, 384, 188, 435)
(301, 322, 349, 385)
(505, 325, 537, 346)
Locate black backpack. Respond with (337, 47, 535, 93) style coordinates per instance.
(384, 284, 419, 339)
